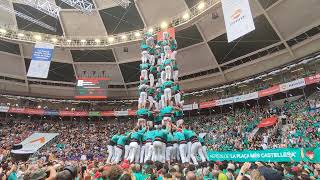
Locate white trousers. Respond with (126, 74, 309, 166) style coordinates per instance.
(161, 71, 166, 84)
(140, 145, 145, 163)
(165, 65, 172, 80)
(159, 96, 165, 109)
(164, 88, 172, 105)
(171, 50, 177, 60)
(139, 92, 147, 106)
(187, 142, 192, 163)
(141, 51, 148, 64)
(149, 55, 155, 66)
(202, 145, 209, 161)
(173, 143, 180, 161)
(174, 93, 181, 106)
(124, 145, 130, 160)
(141, 69, 148, 80)
(173, 70, 179, 81)
(153, 141, 164, 162)
(128, 142, 140, 163)
(144, 142, 153, 163)
(164, 46, 171, 59)
(114, 146, 123, 164)
(149, 74, 154, 87)
(191, 142, 206, 165)
(148, 96, 155, 110)
(179, 144, 188, 163)
(166, 146, 173, 162)
(107, 145, 114, 163)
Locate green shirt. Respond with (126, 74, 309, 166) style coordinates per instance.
(140, 63, 149, 70)
(117, 135, 128, 146)
(8, 172, 17, 180)
(162, 80, 174, 89)
(136, 108, 149, 116)
(145, 130, 155, 141)
(174, 131, 186, 142)
(160, 106, 174, 116)
(111, 134, 119, 143)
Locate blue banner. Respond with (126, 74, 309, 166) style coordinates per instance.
(44, 110, 59, 116)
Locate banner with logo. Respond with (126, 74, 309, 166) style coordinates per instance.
(280, 78, 305, 92)
(303, 148, 320, 163)
(24, 108, 44, 115)
(199, 101, 216, 109)
(101, 111, 115, 117)
(208, 148, 303, 162)
(44, 110, 59, 116)
(114, 111, 128, 117)
(27, 43, 54, 78)
(88, 111, 101, 117)
(258, 85, 280, 97)
(192, 103, 199, 110)
(59, 111, 88, 117)
(233, 92, 258, 103)
(216, 97, 234, 106)
(157, 27, 175, 41)
(305, 73, 320, 85)
(9, 108, 25, 114)
(0, 106, 9, 112)
(183, 104, 193, 111)
(221, 0, 255, 42)
(128, 110, 136, 116)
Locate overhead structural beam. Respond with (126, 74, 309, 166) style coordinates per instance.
(112, 0, 131, 8)
(0, 2, 56, 31)
(59, 0, 93, 14)
(12, 0, 60, 18)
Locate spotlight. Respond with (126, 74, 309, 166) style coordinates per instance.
(17, 33, 25, 37)
(66, 39, 72, 43)
(51, 38, 58, 43)
(197, 1, 205, 10)
(94, 39, 100, 43)
(80, 39, 86, 43)
(183, 13, 190, 20)
(0, 29, 7, 34)
(148, 28, 154, 33)
(108, 37, 114, 42)
(121, 35, 127, 40)
(160, 21, 168, 29)
(33, 35, 42, 41)
(134, 32, 141, 37)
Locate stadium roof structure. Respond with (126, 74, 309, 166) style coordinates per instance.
(0, 0, 319, 99)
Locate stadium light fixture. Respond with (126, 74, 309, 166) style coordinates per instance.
(121, 35, 127, 40)
(33, 35, 42, 40)
(51, 38, 58, 43)
(108, 37, 115, 42)
(148, 28, 154, 33)
(17, 33, 25, 37)
(94, 39, 100, 43)
(134, 32, 141, 37)
(66, 39, 72, 43)
(0, 28, 7, 34)
(183, 13, 190, 20)
(80, 39, 86, 43)
(160, 21, 168, 29)
(197, 1, 205, 10)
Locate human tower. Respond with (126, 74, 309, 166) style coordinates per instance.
(107, 29, 208, 165)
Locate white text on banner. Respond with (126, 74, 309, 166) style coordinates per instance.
(221, 0, 255, 42)
(27, 43, 54, 78)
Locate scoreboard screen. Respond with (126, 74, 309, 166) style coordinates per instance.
(75, 78, 110, 99)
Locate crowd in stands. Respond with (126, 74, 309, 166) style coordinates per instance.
(1, 96, 320, 179)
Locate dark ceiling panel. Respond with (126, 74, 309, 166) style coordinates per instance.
(71, 49, 116, 62)
(99, 0, 144, 35)
(0, 40, 21, 55)
(24, 58, 75, 82)
(119, 61, 140, 83)
(208, 15, 280, 64)
(184, 0, 200, 8)
(176, 25, 203, 49)
(13, 3, 63, 36)
(257, 0, 279, 9)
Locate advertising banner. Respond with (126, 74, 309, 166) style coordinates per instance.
(233, 92, 259, 103)
(24, 108, 44, 115)
(157, 27, 175, 41)
(128, 110, 136, 116)
(221, 0, 255, 42)
(208, 148, 302, 162)
(0, 106, 9, 112)
(216, 97, 234, 106)
(199, 101, 216, 109)
(44, 110, 59, 116)
(101, 111, 115, 117)
(9, 108, 25, 114)
(258, 85, 280, 97)
(280, 78, 306, 92)
(305, 73, 320, 85)
(114, 111, 129, 116)
(27, 43, 54, 78)
(59, 111, 88, 117)
(88, 111, 101, 117)
(183, 104, 193, 111)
